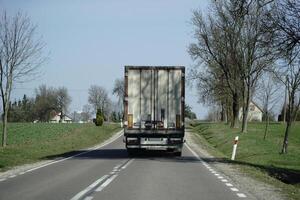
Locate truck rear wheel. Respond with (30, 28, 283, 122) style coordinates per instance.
(174, 151, 182, 157)
(127, 149, 137, 157)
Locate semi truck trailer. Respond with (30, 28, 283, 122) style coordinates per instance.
(123, 66, 185, 156)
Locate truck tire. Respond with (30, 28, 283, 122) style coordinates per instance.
(127, 149, 137, 157)
(174, 151, 182, 157)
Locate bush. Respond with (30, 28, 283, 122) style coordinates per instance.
(95, 109, 104, 126)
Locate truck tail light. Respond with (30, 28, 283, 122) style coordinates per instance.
(128, 114, 133, 128)
(176, 114, 181, 129)
(169, 138, 182, 144)
(127, 137, 139, 145)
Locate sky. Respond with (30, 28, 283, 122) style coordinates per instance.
(0, 0, 210, 119)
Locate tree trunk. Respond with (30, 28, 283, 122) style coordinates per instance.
(59, 110, 63, 123)
(221, 103, 225, 122)
(263, 113, 269, 140)
(2, 109, 8, 147)
(224, 107, 228, 124)
(241, 107, 249, 133)
(231, 93, 239, 128)
(242, 85, 251, 133)
(281, 120, 291, 154)
(283, 80, 287, 123)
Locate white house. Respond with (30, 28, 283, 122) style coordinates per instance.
(239, 101, 263, 122)
(50, 112, 72, 123)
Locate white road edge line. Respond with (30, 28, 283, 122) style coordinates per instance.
(24, 130, 123, 174)
(0, 178, 6, 182)
(113, 164, 121, 169)
(237, 193, 247, 198)
(95, 174, 118, 192)
(70, 175, 109, 200)
(230, 188, 239, 192)
(185, 142, 247, 197)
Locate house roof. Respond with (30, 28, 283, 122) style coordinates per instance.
(251, 101, 263, 112)
(50, 113, 72, 121)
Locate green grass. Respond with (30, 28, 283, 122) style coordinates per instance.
(190, 121, 300, 200)
(0, 123, 121, 171)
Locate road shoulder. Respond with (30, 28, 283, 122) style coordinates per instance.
(185, 130, 286, 200)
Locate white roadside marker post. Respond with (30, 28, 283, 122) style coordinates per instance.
(120, 119, 123, 128)
(231, 136, 239, 160)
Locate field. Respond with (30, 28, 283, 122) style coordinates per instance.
(190, 122, 300, 200)
(0, 123, 121, 171)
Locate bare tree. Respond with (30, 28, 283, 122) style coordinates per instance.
(264, 0, 300, 153)
(0, 12, 45, 147)
(88, 85, 110, 116)
(112, 78, 124, 117)
(189, 63, 231, 123)
(56, 87, 71, 122)
(112, 78, 124, 104)
(34, 85, 57, 122)
(205, 105, 222, 122)
(189, 0, 275, 131)
(189, 1, 244, 128)
(256, 73, 280, 139)
(81, 104, 92, 122)
(237, 0, 275, 133)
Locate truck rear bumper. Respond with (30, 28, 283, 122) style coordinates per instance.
(124, 129, 184, 151)
(124, 128, 184, 137)
(126, 144, 183, 151)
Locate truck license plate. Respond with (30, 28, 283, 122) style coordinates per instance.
(140, 138, 167, 145)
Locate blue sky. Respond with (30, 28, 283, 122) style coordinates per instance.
(0, 0, 210, 119)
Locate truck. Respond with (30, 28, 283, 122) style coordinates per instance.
(123, 66, 185, 156)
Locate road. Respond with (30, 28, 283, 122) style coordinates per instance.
(0, 131, 248, 200)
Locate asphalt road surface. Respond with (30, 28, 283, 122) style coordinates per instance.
(0, 132, 248, 200)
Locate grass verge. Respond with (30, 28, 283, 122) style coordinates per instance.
(0, 123, 121, 171)
(189, 122, 300, 200)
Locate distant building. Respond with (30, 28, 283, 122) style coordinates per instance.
(239, 101, 263, 122)
(50, 112, 72, 123)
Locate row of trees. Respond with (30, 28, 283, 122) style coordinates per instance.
(7, 85, 71, 122)
(189, 0, 300, 153)
(6, 82, 125, 124)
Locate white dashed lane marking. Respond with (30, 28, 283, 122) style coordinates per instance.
(95, 174, 118, 192)
(70, 158, 134, 200)
(70, 175, 109, 200)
